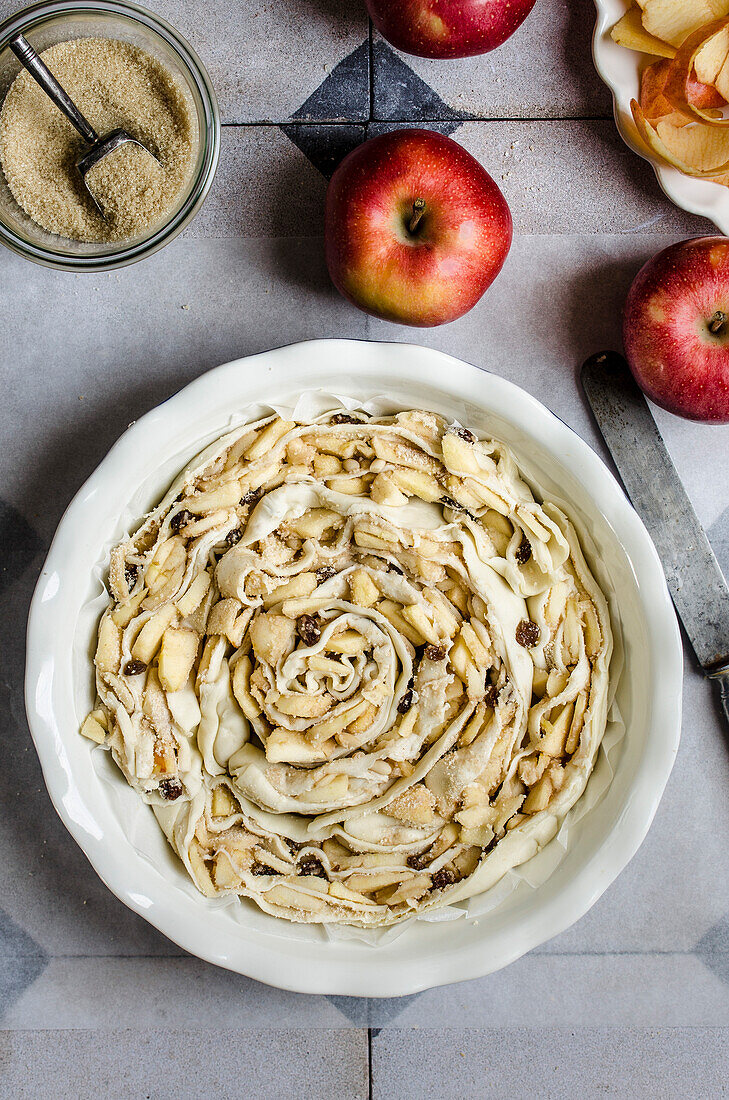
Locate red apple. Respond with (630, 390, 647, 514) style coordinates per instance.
(365, 0, 537, 59)
(623, 237, 729, 423)
(324, 128, 512, 327)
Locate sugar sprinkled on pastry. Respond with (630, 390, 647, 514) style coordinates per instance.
(82, 408, 612, 926)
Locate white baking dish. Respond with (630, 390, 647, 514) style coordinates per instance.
(25, 339, 682, 996)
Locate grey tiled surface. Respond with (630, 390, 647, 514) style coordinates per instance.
(1, 0, 729, 1096)
(0, 1030, 369, 1098)
(372, 1, 611, 121)
(0, 0, 371, 123)
(372, 1029, 729, 1099)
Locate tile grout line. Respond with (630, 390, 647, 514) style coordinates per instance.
(367, 1026, 373, 1100)
(367, 16, 374, 123)
(223, 116, 614, 128)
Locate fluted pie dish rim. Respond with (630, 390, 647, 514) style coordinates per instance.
(25, 339, 682, 995)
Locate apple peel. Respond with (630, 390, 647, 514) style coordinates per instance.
(641, 0, 729, 49)
(631, 98, 729, 175)
(640, 59, 703, 126)
(610, 5, 677, 57)
(664, 19, 729, 124)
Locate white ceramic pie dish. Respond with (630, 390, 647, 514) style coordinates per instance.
(592, 0, 729, 232)
(25, 339, 682, 996)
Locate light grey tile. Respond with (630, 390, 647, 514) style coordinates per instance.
(2, 232, 727, 976)
(0, 234, 359, 542)
(0, 1028, 369, 1099)
(0, 216, 726, 1072)
(0, 231, 361, 966)
(371, 1028, 729, 1100)
(372, 0, 611, 121)
(0, 0, 370, 124)
(188, 126, 329, 239)
(455, 121, 712, 237)
(2, 959, 357, 1030)
(652, 405, 729, 534)
(368, 952, 729, 1030)
(529, 660, 729, 957)
(709, 506, 729, 576)
(196, 121, 712, 241)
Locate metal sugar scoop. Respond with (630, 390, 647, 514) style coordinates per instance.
(9, 33, 160, 216)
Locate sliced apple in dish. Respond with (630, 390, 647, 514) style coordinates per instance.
(641, 0, 729, 49)
(611, 5, 678, 57)
(663, 19, 729, 122)
(631, 97, 729, 175)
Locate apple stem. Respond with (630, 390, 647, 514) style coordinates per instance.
(709, 310, 726, 335)
(409, 198, 426, 234)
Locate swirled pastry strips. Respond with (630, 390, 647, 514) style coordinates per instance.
(82, 408, 612, 926)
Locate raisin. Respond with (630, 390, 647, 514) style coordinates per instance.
(124, 563, 139, 588)
(387, 562, 404, 576)
(242, 487, 264, 506)
(159, 778, 183, 801)
(431, 868, 457, 890)
(397, 690, 414, 714)
(297, 855, 328, 879)
(297, 614, 321, 646)
(440, 496, 476, 520)
(170, 509, 193, 532)
(449, 426, 476, 443)
(407, 853, 430, 871)
(251, 862, 278, 876)
(516, 619, 540, 648)
(330, 413, 360, 424)
(124, 659, 147, 676)
(225, 527, 242, 547)
(515, 536, 532, 565)
(424, 644, 446, 661)
(316, 566, 336, 582)
(485, 684, 500, 708)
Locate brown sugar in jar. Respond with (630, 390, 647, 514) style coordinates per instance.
(0, 36, 196, 242)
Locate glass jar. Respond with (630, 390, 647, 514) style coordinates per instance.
(0, 0, 220, 270)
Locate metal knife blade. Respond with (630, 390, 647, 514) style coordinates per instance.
(581, 352, 729, 723)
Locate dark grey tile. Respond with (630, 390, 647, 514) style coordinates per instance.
(292, 42, 370, 123)
(324, 997, 367, 1026)
(695, 915, 729, 989)
(0, 909, 48, 1022)
(367, 994, 422, 1030)
(372, 41, 467, 123)
(280, 124, 366, 180)
(0, 503, 44, 599)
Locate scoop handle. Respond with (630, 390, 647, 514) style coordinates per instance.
(8, 33, 98, 146)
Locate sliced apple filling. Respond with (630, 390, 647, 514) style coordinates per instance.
(83, 408, 612, 926)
